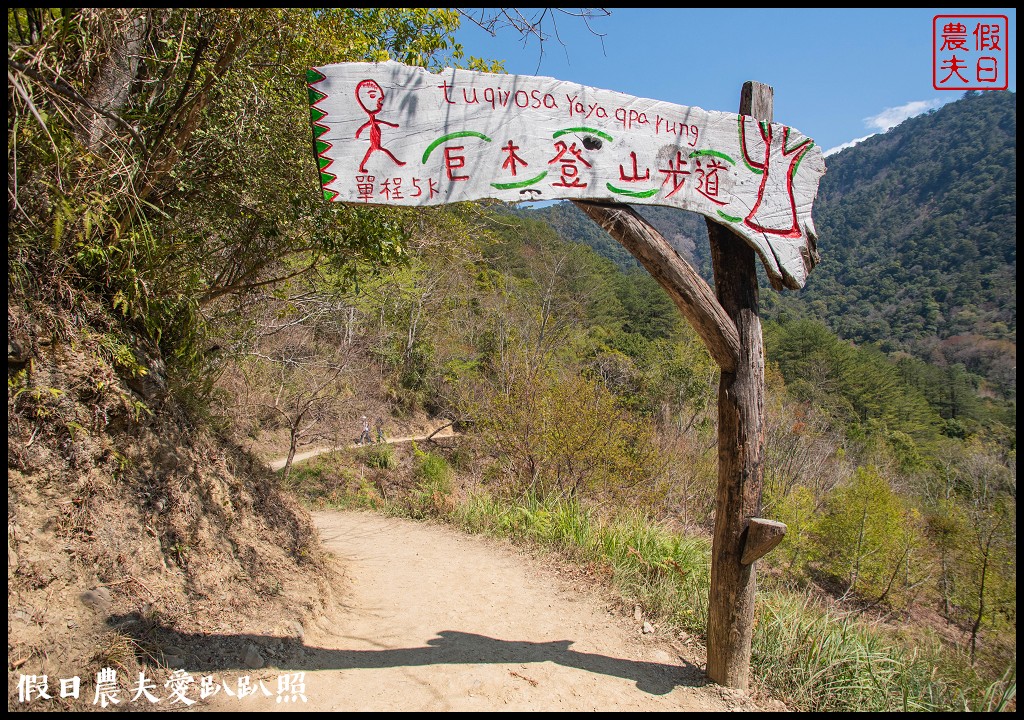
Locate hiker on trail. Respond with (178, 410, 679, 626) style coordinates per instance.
(375, 417, 385, 444)
(359, 416, 372, 445)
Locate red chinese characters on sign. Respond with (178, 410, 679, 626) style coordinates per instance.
(548, 140, 592, 188)
(619, 151, 650, 182)
(659, 152, 691, 199)
(501, 140, 528, 176)
(353, 175, 438, 202)
(380, 178, 404, 199)
(443, 146, 469, 181)
(694, 158, 728, 206)
(933, 15, 1009, 90)
(356, 175, 375, 202)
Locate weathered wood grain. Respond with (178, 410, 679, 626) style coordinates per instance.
(308, 62, 824, 289)
(705, 81, 772, 691)
(740, 518, 788, 565)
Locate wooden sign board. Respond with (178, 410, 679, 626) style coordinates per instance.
(308, 61, 825, 289)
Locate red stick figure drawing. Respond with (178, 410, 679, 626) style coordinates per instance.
(355, 79, 406, 173)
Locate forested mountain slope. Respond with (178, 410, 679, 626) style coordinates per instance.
(521, 91, 1016, 400)
(804, 91, 1015, 385)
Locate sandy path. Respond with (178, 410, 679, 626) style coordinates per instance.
(202, 510, 760, 712)
(269, 428, 456, 471)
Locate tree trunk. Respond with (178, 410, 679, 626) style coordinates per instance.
(940, 548, 951, 617)
(849, 501, 869, 594)
(970, 525, 997, 665)
(81, 9, 149, 151)
(705, 81, 772, 690)
(283, 429, 298, 482)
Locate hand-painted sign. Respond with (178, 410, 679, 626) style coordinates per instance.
(308, 61, 825, 289)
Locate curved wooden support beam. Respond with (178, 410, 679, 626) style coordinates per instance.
(740, 518, 787, 565)
(571, 200, 741, 372)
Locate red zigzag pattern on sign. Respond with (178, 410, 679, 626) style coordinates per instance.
(307, 68, 338, 202)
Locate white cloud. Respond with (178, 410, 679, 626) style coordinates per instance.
(863, 99, 944, 133)
(824, 133, 876, 157)
(824, 99, 945, 156)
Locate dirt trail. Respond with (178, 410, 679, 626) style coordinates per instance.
(202, 510, 762, 712)
(269, 427, 457, 471)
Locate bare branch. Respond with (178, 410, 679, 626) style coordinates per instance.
(199, 255, 321, 307)
(456, 8, 610, 72)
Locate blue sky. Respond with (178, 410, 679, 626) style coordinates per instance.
(454, 8, 1016, 156)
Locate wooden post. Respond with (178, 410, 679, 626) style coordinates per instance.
(705, 80, 773, 690)
(576, 82, 784, 691)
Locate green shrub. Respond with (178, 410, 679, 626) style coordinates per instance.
(813, 466, 920, 603)
(409, 443, 453, 517)
(361, 444, 397, 470)
(414, 447, 452, 491)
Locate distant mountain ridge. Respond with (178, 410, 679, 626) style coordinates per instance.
(805, 91, 1015, 347)
(517, 90, 1016, 396)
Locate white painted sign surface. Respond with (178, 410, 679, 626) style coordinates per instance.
(308, 61, 825, 289)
